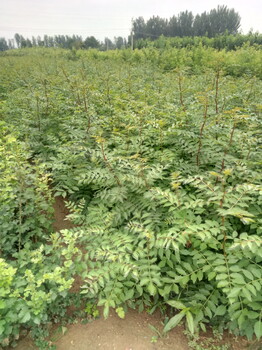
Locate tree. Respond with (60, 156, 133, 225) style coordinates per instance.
(167, 15, 179, 37)
(146, 16, 168, 38)
(71, 36, 84, 50)
(133, 17, 147, 40)
(43, 35, 49, 47)
(132, 6, 241, 41)
(48, 36, 55, 47)
(114, 36, 125, 49)
(193, 12, 210, 36)
(104, 37, 114, 50)
(0, 38, 9, 51)
(178, 11, 194, 37)
(208, 5, 241, 36)
(84, 36, 100, 49)
(31, 36, 37, 47)
(19, 35, 27, 48)
(14, 33, 22, 48)
(25, 39, 32, 48)
(37, 35, 44, 46)
(8, 39, 15, 50)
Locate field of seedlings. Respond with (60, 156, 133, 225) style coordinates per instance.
(0, 45, 261, 349)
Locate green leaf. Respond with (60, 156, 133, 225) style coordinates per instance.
(116, 307, 125, 319)
(242, 288, 252, 301)
(230, 265, 241, 272)
(61, 326, 68, 335)
(249, 302, 261, 311)
(215, 305, 226, 316)
(254, 321, 262, 339)
(167, 300, 186, 310)
(208, 272, 216, 281)
(97, 299, 106, 307)
(172, 284, 179, 293)
(223, 208, 255, 218)
(148, 282, 157, 296)
(183, 263, 193, 272)
(214, 265, 227, 272)
(231, 273, 245, 284)
(163, 312, 186, 333)
(242, 270, 253, 280)
(136, 285, 143, 295)
(191, 273, 197, 283)
(21, 311, 31, 323)
(180, 275, 190, 285)
(176, 267, 187, 275)
(140, 278, 149, 286)
(250, 268, 261, 279)
(33, 316, 41, 325)
(205, 307, 212, 319)
(186, 311, 194, 334)
(217, 280, 229, 288)
(246, 284, 257, 296)
(103, 304, 109, 319)
(247, 311, 259, 320)
(216, 273, 228, 280)
(228, 287, 241, 299)
(238, 313, 245, 328)
(0, 320, 6, 336)
(125, 288, 134, 300)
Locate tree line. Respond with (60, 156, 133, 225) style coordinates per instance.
(132, 5, 241, 39)
(0, 34, 127, 51)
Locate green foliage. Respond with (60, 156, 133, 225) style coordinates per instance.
(0, 38, 9, 51)
(133, 6, 241, 39)
(0, 123, 82, 347)
(0, 47, 261, 345)
(136, 32, 262, 52)
(0, 122, 53, 256)
(0, 230, 80, 347)
(187, 331, 230, 350)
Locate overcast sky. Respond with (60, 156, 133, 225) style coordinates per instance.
(0, 0, 261, 41)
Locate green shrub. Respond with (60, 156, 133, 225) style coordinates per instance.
(0, 122, 53, 256)
(0, 229, 80, 347)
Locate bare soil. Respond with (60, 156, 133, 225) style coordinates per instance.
(12, 197, 254, 350)
(53, 196, 75, 231)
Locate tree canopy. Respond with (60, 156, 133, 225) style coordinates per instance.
(133, 5, 241, 39)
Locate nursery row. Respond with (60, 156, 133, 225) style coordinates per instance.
(0, 47, 261, 348)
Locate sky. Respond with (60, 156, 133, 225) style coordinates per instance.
(0, 0, 261, 41)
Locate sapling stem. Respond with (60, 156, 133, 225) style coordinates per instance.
(215, 69, 220, 115)
(82, 88, 91, 132)
(221, 120, 236, 172)
(100, 141, 121, 186)
(196, 94, 208, 167)
(36, 95, 41, 131)
(178, 72, 186, 112)
(41, 78, 49, 114)
(219, 180, 227, 256)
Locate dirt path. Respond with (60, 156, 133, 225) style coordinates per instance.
(13, 197, 252, 350)
(14, 310, 190, 350)
(55, 310, 189, 350)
